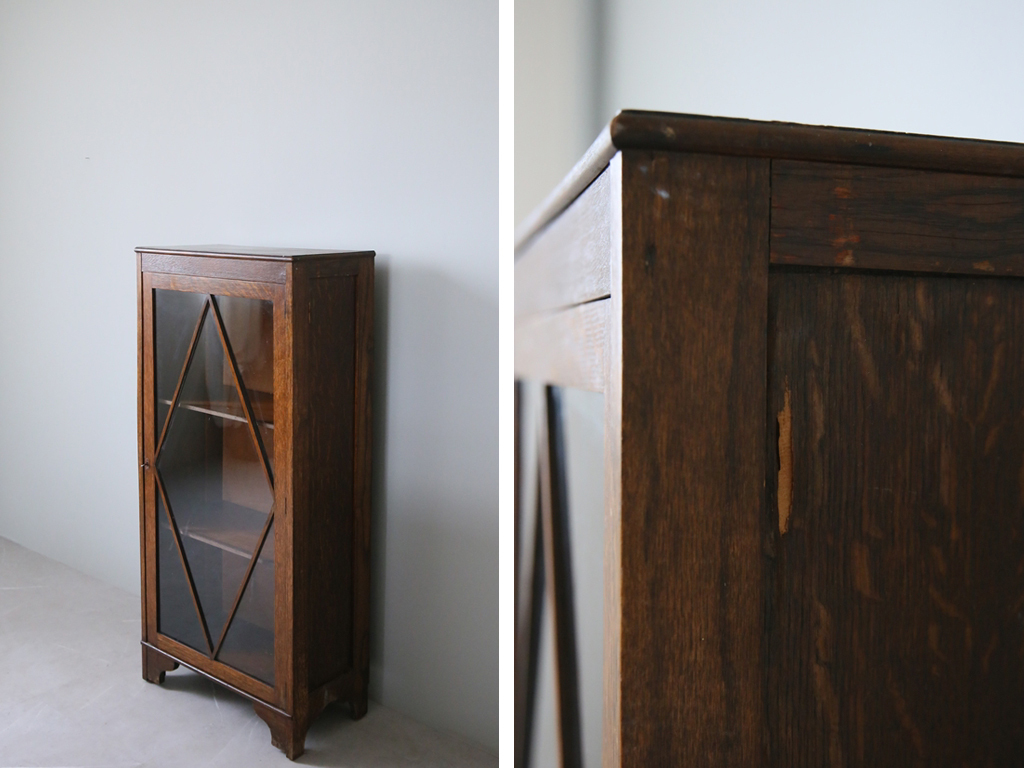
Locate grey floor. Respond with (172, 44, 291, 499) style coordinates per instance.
(0, 537, 497, 768)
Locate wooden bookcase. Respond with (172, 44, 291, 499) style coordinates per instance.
(515, 112, 1024, 767)
(137, 245, 373, 759)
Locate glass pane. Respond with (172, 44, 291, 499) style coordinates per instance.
(216, 295, 275, 475)
(157, 494, 207, 653)
(154, 290, 207, 437)
(217, 520, 276, 685)
(153, 289, 275, 685)
(519, 383, 605, 768)
(530, 606, 560, 767)
(561, 387, 605, 768)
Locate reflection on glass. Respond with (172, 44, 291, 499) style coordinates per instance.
(154, 289, 275, 684)
(561, 387, 605, 768)
(519, 382, 605, 768)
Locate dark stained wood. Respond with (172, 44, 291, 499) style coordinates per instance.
(139, 248, 373, 759)
(153, 635, 277, 703)
(287, 261, 312, 731)
(515, 168, 612, 317)
(303, 257, 363, 280)
(539, 386, 583, 768)
(766, 270, 1024, 767)
(515, 300, 608, 393)
(141, 253, 288, 283)
(148, 271, 278, 300)
(137, 245, 373, 260)
(142, 642, 179, 684)
(253, 701, 308, 760)
(301, 271, 356, 690)
(138, 255, 145, 643)
(616, 150, 769, 766)
(349, 256, 374, 719)
(140, 265, 157, 644)
(772, 160, 1024, 276)
(518, 109, 1024, 768)
(154, 470, 214, 655)
(272, 265, 296, 716)
(517, 110, 1024, 252)
(609, 112, 1024, 177)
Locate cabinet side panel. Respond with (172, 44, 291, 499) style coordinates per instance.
(766, 271, 1024, 767)
(617, 151, 769, 766)
(304, 274, 357, 689)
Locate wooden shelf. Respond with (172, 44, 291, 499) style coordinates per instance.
(159, 388, 274, 430)
(162, 500, 273, 562)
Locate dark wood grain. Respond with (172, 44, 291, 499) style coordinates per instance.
(616, 150, 769, 766)
(153, 635, 277, 703)
(772, 160, 1024, 275)
(140, 268, 158, 644)
(515, 168, 611, 317)
(253, 701, 308, 759)
(141, 253, 288, 284)
(517, 110, 1024, 253)
(138, 255, 147, 645)
(141, 642, 179, 684)
(766, 270, 1024, 767)
(514, 300, 608, 393)
(139, 248, 373, 759)
(137, 245, 373, 260)
(148, 271, 278, 300)
(302, 272, 356, 690)
(350, 257, 374, 719)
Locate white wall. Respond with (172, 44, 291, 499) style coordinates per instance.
(514, 0, 601, 224)
(0, 0, 495, 752)
(604, 0, 1024, 143)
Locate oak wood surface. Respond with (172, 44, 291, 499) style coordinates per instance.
(139, 248, 373, 759)
(137, 245, 373, 260)
(350, 257, 374, 717)
(517, 110, 1024, 251)
(772, 160, 1024, 276)
(617, 150, 769, 766)
(275, 266, 296, 713)
(141, 253, 288, 283)
(148, 271, 278, 300)
(517, 109, 1024, 768)
(301, 271, 356, 690)
(515, 300, 608, 393)
(766, 270, 1024, 767)
(515, 168, 611, 318)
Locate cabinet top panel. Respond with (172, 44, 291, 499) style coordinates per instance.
(516, 110, 1024, 251)
(136, 245, 375, 261)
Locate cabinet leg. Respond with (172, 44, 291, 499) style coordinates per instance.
(253, 702, 308, 760)
(350, 691, 368, 720)
(141, 645, 179, 684)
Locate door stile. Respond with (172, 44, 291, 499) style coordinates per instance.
(142, 271, 159, 643)
(274, 266, 296, 714)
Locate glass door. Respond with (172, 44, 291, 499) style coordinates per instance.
(150, 284, 278, 686)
